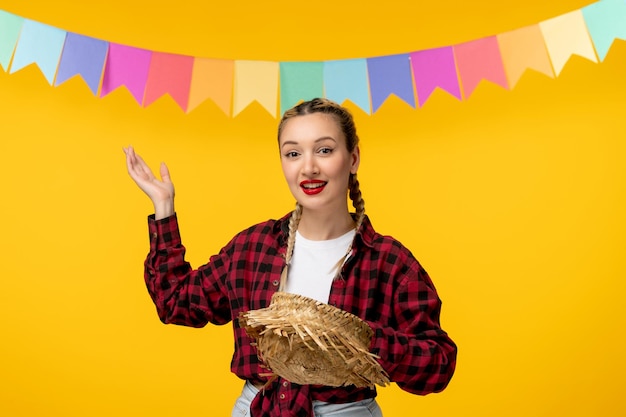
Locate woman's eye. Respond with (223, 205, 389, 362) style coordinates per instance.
(319, 147, 333, 154)
(285, 151, 299, 158)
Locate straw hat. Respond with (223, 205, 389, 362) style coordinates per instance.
(238, 292, 390, 388)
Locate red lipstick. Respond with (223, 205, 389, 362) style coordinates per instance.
(300, 180, 326, 195)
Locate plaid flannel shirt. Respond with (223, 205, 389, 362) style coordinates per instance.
(144, 212, 456, 416)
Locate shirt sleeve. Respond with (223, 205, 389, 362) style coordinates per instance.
(367, 257, 457, 395)
(144, 213, 232, 327)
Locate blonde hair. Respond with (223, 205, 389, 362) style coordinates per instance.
(278, 98, 365, 290)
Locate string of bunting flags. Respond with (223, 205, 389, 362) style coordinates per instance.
(0, 0, 625, 117)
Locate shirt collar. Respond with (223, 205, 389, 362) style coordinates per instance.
(274, 211, 376, 249)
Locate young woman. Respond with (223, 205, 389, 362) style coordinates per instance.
(124, 98, 457, 416)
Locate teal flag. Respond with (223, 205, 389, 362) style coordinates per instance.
(582, 0, 626, 61)
(0, 10, 24, 71)
(279, 61, 324, 115)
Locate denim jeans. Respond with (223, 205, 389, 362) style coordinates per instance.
(231, 381, 383, 417)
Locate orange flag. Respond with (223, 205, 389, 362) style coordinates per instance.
(497, 25, 554, 88)
(188, 58, 234, 115)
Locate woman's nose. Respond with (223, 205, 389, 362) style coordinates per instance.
(302, 154, 319, 176)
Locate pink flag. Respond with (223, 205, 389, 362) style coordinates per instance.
(453, 36, 509, 98)
(143, 52, 194, 110)
(410, 47, 461, 107)
(100, 43, 152, 104)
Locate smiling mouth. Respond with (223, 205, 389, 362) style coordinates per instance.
(300, 180, 327, 195)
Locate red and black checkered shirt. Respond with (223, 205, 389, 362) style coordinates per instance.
(145, 212, 457, 416)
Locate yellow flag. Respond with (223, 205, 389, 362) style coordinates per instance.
(233, 60, 279, 117)
(539, 10, 598, 76)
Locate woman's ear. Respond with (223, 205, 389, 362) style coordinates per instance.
(350, 146, 361, 174)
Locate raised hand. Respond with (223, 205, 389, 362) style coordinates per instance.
(123, 146, 175, 219)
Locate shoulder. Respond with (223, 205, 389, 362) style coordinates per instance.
(229, 212, 290, 245)
(359, 215, 416, 258)
(370, 233, 420, 271)
(358, 215, 429, 279)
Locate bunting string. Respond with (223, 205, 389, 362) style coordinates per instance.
(1, 0, 625, 117)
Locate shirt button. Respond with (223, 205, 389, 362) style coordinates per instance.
(282, 381, 289, 387)
(152, 232, 157, 239)
(279, 393, 286, 400)
(272, 280, 279, 287)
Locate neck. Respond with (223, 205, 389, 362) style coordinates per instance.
(297, 208, 355, 241)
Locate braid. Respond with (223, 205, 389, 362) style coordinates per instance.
(279, 203, 302, 291)
(328, 172, 366, 280)
(349, 173, 365, 232)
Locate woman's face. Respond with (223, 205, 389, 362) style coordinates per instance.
(278, 112, 360, 214)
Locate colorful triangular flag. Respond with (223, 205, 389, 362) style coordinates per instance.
(100, 43, 152, 105)
(0, 10, 23, 71)
(188, 58, 234, 115)
(497, 25, 554, 88)
(279, 61, 324, 115)
(582, 0, 626, 61)
(324, 58, 371, 114)
(10, 19, 66, 84)
(453, 36, 508, 98)
(143, 52, 194, 111)
(55, 33, 108, 95)
(410, 46, 461, 107)
(367, 54, 415, 112)
(540, 10, 598, 75)
(233, 60, 278, 117)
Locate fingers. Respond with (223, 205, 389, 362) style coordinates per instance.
(123, 145, 137, 170)
(124, 146, 138, 177)
(123, 147, 152, 180)
(122, 145, 135, 161)
(159, 162, 172, 184)
(123, 146, 175, 205)
(134, 153, 154, 179)
(123, 146, 173, 190)
(123, 146, 173, 186)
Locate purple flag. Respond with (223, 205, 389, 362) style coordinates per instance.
(55, 33, 109, 95)
(410, 47, 462, 107)
(367, 54, 415, 112)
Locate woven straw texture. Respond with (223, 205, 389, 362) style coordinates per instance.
(238, 292, 390, 388)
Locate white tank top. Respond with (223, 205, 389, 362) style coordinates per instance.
(284, 229, 355, 303)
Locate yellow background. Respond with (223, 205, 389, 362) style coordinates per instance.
(1, 0, 625, 415)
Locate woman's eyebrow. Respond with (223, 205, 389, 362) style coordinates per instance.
(281, 136, 337, 148)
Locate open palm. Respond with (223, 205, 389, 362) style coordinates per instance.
(123, 146, 175, 217)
